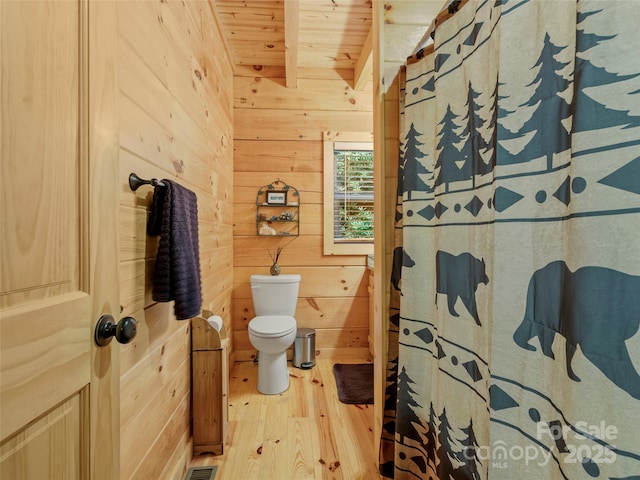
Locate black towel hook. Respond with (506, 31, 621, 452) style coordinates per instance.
(129, 172, 166, 191)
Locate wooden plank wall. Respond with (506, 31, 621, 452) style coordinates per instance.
(116, 2, 233, 479)
(233, 67, 374, 361)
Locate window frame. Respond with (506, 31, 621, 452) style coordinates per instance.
(323, 131, 374, 256)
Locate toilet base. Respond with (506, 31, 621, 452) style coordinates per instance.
(256, 350, 290, 394)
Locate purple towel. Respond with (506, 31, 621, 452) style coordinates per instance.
(147, 179, 202, 320)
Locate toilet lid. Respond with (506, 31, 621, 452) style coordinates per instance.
(249, 315, 296, 337)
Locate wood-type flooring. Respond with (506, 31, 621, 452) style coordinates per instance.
(189, 358, 381, 479)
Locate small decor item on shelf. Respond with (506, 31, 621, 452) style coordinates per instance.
(266, 190, 287, 205)
(269, 247, 283, 276)
(279, 210, 295, 221)
(259, 222, 276, 235)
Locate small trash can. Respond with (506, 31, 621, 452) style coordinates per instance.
(293, 328, 315, 369)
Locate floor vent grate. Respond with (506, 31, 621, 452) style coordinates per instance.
(184, 466, 217, 480)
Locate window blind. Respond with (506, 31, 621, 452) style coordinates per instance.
(333, 147, 374, 241)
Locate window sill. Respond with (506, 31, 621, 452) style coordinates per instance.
(324, 241, 373, 256)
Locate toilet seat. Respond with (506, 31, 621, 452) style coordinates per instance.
(249, 315, 296, 338)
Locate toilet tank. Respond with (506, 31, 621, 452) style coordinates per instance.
(250, 274, 301, 316)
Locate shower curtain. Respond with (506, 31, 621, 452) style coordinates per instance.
(380, 0, 640, 479)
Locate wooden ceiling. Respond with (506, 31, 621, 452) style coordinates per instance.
(213, 0, 446, 89)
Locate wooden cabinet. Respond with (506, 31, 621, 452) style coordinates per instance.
(191, 311, 229, 456)
(256, 180, 300, 237)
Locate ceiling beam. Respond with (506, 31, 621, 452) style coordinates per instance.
(353, 27, 373, 91)
(284, 0, 299, 88)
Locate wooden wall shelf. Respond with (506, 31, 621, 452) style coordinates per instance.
(256, 180, 300, 236)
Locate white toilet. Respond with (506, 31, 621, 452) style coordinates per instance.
(248, 274, 301, 395)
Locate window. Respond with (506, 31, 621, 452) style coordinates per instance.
(323, 131, 374, 255)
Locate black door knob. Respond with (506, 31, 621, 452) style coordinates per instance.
(94, 314, 138, 347)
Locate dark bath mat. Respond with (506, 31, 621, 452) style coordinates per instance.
(333, 363, 374, 404)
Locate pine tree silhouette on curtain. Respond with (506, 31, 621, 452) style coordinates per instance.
(500, 32, 571, 168)
(454, 419, 482, 480)
(493, 82, 517, 140)
(453, 90, 476, 185)
(423, 402, 439, 472)
(436, 408, 459, 479)
(571, 9, 640, 133)
(383, 356, 399, 436)
(486, 80, 515, 170)
(459, 81, 492, 180)
(402, 122, 433, 198)
(435, 105, 466, 189)
(396, 367, 423, 444)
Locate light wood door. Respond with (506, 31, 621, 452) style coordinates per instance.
(1, 2, 119, 479)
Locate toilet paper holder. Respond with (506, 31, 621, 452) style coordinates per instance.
(191, 309, 229, 456)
